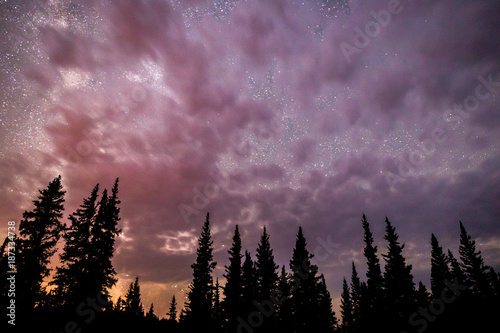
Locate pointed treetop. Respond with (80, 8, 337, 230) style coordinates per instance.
(458, 221, 490, 293)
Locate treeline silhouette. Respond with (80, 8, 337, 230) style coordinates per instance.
(1, 176, 499, 333)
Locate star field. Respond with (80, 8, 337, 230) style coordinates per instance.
(1, 0, 500, 319)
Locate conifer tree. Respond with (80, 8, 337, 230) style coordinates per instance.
(256, 226, 279, 301)
(52, 184, 100, 306)
(289, 226, 320, 332)
(489, 268, 500, 296)
(361, 214, 383, 304)
(317, 274, 337, 332)
(458, 221, 490, 294)
(350, 262, 365, 331)
(360, 214, 383, 330)
(88, 179, 122, 299)
(223, 225, 243, 331)
(276, 265, 293, 332)
(185, 213, 217, 328)
(340, 278, 353, 333)
(447, 249, 466, 285)
(415, 281, 430, 309)
(146, 303, 157, 320)
(125, 277, 144, 317)
(167, 295, 177, 322)
(382, 217, 415, 327)
(52, 179, 121, 307)
(430, 233, 450, 298)
(255, 226, 279, 332)
(213, 278, 223, 329)
(241, 250, 257, 317)
(18, 175, 65, 312)
(114, 296, 125, 313)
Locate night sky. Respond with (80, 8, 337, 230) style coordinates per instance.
(1, 0, 499, 318)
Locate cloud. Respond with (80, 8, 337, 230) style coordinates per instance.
(1, 0, 500, 319)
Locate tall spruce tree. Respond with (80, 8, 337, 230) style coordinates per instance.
(458, 221, 490, 294)
(18, 175, 65, 312)
(289, 226, 320, 333)
(256, 226, 279, 301)
(213, 278, 223, 330)
(255, 226, 279, 332)
(360, 214, 383, 330)
(223, 225, 243, 331)
(430, 233, 450, 298)
(167, 295, 177, 322)
(382, 217, 415, 329)
(52, 180, 121, 307)
(447, 249, 466, 285)
(185, 213, 217, 329)
(88, 179, 122, 299)
(350, 262, 365, 331)
(241, 250, 257, 319)
(415, 281, 430, 309)
(52, 184, 100, 306)
(489, 268, 500, 296)
(361, 214, 383, 303)
(340, 278, 353, 333)
(317, 274, 337, 333)
(125, 277, 144, 317)
(276, 265, 293, 332)
(146, 303, 157, 321)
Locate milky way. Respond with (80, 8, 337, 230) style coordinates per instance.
(1, 0, 499, 317)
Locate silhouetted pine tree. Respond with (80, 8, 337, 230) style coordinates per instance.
(223, 225, 243, 331)
(52, 184, 100, 307)
(146, 303, 157, 320)
(350, 262, 365, 332)
(256, 226, 279, 301)
(415, 281, 430, 308)
(340, 278, 353, 333)
(276, 265, 293, 333)
(185, 213, 217, 329)
(241, 250, 257, 320)
(430, 233, 450, 298)
(360, 214, 383, 330)
(458, 221, 490, 294)
(255, 226, 279, 332)
(289, 227, 320, 333)
(361, 214, 383, 302)
(317, 274, 337, 333)
(88, 179, 122, 300)
(18, 176, 65, 314)
(213, 278, 223, 330)
(382, 217, 415, 331)
(489, 268, 500, 297)
(114, 296, 125, 313)
(447, 249, 466, 285)
(52, 179, 121, 309)
(167, 295, 177, 322)
(125, 277, 144, 317)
